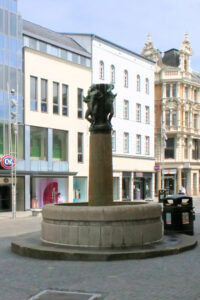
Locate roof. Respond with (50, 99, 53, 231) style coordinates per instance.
(22, 20, 91, 58)
(61, 33, 155, 64)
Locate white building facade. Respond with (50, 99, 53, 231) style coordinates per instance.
(67, 34, 156, 200)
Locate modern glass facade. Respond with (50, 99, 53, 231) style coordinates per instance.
(0, 0, 23, 131)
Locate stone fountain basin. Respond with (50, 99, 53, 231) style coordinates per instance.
(42, 202, 162, 248)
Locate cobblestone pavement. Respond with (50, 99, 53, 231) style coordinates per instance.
(0, 201, 200, 300)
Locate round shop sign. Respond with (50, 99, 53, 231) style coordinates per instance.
(1, 155, 16, 169)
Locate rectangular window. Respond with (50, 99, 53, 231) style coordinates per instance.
(165, 138, 174, 159)
(194, 90, 198, 102)
(145, 106, 150, 124)
(77, 88, 83, 118)
(123, 100, 129, 119)
(30, 126, 47, 160)
(10, 13, 17, 37)
(41, 79, 48, 113)
(185, 87, 189, 99)
(123, 132, 129, 153)
(172, 84, 177, 97)
(112, 130, 116, 152)
(78, 132, 84, 162)
(145, 136, 150, 155)
(166, 84, 170, 97)
(165, 110, 170, 126)
(136, 134, 141, 154)
(192, 139, 200, 160)
(53, 129, 68, 161)
(136, 103, 141, 122)
(172, 111, 177, 126)
(30, 76, 37, 111)
(185, 111, 189, 127)
(194, 114, 199, 129)
(53, 82, 59, 114)
(184, 138, 188, 159)
(62, 84, 68, 116)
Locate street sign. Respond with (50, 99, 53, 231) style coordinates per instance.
(1, 155, 16, 169)
(154, 165, 160, 171)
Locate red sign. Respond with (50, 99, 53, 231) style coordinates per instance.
(1, 155, 16, 169)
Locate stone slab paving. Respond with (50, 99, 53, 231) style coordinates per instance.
(0, 202, 200, 300)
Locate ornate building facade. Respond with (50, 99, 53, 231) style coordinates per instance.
(142, 34, 200, 196)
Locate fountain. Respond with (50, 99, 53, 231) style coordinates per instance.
(11, 84, 197, 260)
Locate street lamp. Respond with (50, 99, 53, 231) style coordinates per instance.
(10, 89, 18, 219)
(161, 118, 167, 190)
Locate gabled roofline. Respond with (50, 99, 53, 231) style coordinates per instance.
(61, 33, 155, 65)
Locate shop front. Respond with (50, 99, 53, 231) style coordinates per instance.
(73, 177, 88, 202)
(31, 177, 68, 208)
(163, 169, 177, 195)
(134, 172, 152, 200)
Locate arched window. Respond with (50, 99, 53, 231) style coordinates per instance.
(137, 75, 141, 92)
(111, 65, 115, 83)
(145, 78, 149, 94)
(124, 70, 128, 88)
(99, 61, 104, 80)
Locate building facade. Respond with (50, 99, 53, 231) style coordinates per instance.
(0, 0, 23, 210)
(66, 34, 156, 200)
(142, 34, 200, 196)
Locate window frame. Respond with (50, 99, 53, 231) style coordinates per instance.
(136, 103, 141, 122)
(123, 132, 129, 153)
(99, 60, 104, 80)
(41, 78, 48, 113)
(62, 84, 68, 116)
(136, 75, 141, 92)
(124, 70, 128, 88)
(53, 82, 59, 115)
(77, 88, 84, 119)
(136, 134, 141, 154)
(123, 100, 129, 120)
(78, 132, 84, 163)
(30, 76, 38, 111)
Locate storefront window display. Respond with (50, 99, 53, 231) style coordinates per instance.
(73, 177, 87, 202)
(31, 177, 67, 208)
(122, 172, 131, 201)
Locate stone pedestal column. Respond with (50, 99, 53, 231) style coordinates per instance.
(89, 132, 113, 206)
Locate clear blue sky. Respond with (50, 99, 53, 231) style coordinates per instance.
(18, 0, 200, 70)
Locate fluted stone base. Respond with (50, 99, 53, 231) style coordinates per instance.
(41, 202, 162, 248)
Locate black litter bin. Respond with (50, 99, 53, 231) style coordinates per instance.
(159, 189, 167, 203)
(162, 194, 195, 235)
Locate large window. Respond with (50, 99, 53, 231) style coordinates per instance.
(41, 79, 48, 113)
(145, 106, 150, 124)
(111, 65, 115, 83)
(136, 103, 141, 122)
(145, 136, 150, 155)
(30, 76, 37, 111)
(123, 132, 129, 153)
(62, 84, 68, 116)
(77, 88, 83, 118)
(53, 82, 59, 114)
(136, 134, 141, 154)
(124, 70, 128, 88)
(30, 126, 47, 160)
(78, 132, 84, 162)
(99, 61, 104, 80)
(53, 129, 68, 161)
(123, 100, 129, 119)
(165, 138, 174, 159)
(185, 87, 189, 99)
(136, 75, 140, 92)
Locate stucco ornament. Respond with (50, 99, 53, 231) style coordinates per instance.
(84, 84, 116, 133)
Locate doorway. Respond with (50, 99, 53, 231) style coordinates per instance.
(0, 185, 11, 211)
(164, 177, 175, 195)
